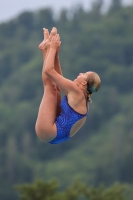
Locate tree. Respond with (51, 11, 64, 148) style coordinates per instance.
(15, 179, 62, 200)
(15, 179, 127, 200)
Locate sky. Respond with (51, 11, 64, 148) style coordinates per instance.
(0, 0, 133, 23)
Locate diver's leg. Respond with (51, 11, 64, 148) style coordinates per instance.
(39, 27, 62, 117)
(35, 29, 58, 142)
(35, 81, 58, 142)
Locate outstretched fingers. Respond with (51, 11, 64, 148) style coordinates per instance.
(51, 34, 61, 47)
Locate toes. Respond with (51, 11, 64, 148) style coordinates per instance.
(43, 28, 49, 41)
(51, 27, 57, 34)
(49, 27, 57, 41)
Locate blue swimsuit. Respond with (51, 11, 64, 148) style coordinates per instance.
(49, 96, 88, 144)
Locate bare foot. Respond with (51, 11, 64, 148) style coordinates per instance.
(39, 39, 50, 53)
(49, 27, 57, 40)
(43, 28, 49, 41)
(38, 27, 57, 50)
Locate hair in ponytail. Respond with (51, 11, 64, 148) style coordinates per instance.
(86, 72, 101, 102)
(87, 91, 92, 103)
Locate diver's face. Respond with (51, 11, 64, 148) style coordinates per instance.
(77, 72, 92, 81)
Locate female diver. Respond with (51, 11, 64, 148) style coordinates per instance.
(35, 27, 101, 144)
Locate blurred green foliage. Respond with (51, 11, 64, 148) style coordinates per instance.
(15, 179, 129, 200)
(0, 0, 133, 199)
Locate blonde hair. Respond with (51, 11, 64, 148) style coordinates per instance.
(86, 72, 101, 102)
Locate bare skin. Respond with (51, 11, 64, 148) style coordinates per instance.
(35, 28, 89, 143)
(39, 27, 62, 116)
(35, 28, 58, 142)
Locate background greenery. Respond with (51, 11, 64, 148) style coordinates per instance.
(15, 179, 129, 200)
(0, 0, 133, 199)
